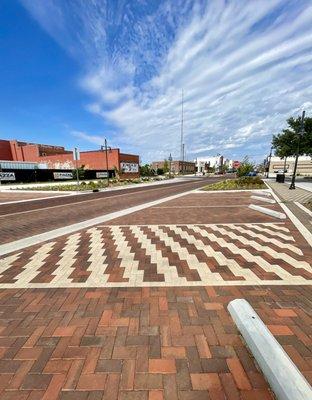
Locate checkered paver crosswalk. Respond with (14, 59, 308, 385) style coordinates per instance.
(1, 223, 311, 288)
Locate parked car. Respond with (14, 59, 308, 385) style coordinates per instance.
(245, 171, 257, 177)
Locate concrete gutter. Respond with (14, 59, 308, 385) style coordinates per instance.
(228, 299, 312, 400)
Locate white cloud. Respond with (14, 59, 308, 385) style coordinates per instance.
(71, 130, 106, 146)
(21, 0, 312, 163)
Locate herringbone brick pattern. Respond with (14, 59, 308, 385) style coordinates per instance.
(1, 223, 311, 288)
(0, 286, 311, 399)
(267, 181, 312, 204)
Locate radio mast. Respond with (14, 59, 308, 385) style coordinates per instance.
(180, 89, 184, 161)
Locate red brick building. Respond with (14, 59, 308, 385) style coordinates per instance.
(0, 139, 139, 178)
(152, 160, 196, 175)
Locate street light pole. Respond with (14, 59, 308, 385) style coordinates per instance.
(289, 110, 305, 190)
(104, 138, 110, 187)
(266, 146, 273, 178)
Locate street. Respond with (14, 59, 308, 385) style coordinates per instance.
(0, 179, 311, 399)
(0, 177, 212, 245)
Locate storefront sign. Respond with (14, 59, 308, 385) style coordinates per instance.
(120, 162, 139, 173)
(0, 172, 16, 181)
(53, 172, 73, 180)
(96, 172, 108, 178)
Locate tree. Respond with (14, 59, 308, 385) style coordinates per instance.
(272, 115, 312, 158)
(139, 164, 153, 176)
(220, 164, 228, 174)
(73, 165, 86, 180)
(163, 159, 169, 173)
(237, 156, 254, 177)
(156, 168, 164, 175)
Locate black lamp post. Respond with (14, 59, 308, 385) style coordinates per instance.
(289, 110, 305, 190)
(266, 146, 273, 178)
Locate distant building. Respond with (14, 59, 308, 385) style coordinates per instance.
(195, 155, 224, 173)
(268, 155, 312, 177)
(227, 160, 241, 170)
(152, 160, 195, 175)
(0, 139, 139, 178)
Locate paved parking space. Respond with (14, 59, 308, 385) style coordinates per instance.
(1, 191, 311, 288)
(107, 192, 283, 225)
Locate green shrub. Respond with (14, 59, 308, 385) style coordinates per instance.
(201, 177, 266, 191)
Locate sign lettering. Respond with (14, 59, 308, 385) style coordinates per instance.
(53, 172, 73, 180)
(120, 162, 139, 173)
(0, 172, 16, 181)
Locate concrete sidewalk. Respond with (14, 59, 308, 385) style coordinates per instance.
(266, 180, 312, 234)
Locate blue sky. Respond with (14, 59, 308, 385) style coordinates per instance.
(0, 0, 311, 163)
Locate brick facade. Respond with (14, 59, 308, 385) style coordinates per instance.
(152, 160, 196, 174)
(0, 139, 140, 178)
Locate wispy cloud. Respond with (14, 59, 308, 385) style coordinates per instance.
(21, 0, 312, 162)
(71, 130, 104, 146)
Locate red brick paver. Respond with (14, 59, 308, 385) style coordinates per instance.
(0, 189, 311, 399)
(0, 285, 310, 399)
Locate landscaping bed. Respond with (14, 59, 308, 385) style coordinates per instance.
(13, 176, 169, 191)
(201, 176, 266, 191)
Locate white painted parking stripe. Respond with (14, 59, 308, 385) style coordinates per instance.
(0, 189, 196, 256)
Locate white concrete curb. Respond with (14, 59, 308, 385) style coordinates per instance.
(268, 187, 312, 247)
(228, 299, 312, 400)
(295, 202, 312, 218)
(251, 195, 276, 204)
(252, 191, 272, 197)
(249, 204, 286, 219)
(193, 189, 266, 194)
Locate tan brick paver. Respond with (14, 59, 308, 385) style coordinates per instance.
(0, 189, 311, 399)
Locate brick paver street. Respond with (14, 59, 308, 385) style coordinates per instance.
(0, 178, 211, 244)
(0, 192, 69, 203)
(0, 183, 311, 399)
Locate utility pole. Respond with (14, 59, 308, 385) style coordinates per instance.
(104, 138, 110, 187)
(73, 147, 80, 188)
(180, 89, 184, 161)
(289, 110, 305, 190)
(168, 153, 173, 179)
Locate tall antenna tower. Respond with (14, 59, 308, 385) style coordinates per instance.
(180, 89, 184, 161)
